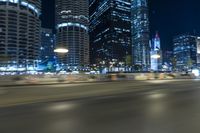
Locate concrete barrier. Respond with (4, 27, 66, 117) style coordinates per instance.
(0, 72, 196, 86)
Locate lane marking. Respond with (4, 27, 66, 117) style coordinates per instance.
(42, 82, 105, 88)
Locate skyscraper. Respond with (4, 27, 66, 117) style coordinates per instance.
(131, 0, 150, 70)
(0, 0, 41, 70)
(196, 37, 200, 66)
(40, 28, 56, 69)
(89, 0, 131, 65)
(173, 34, 197, 70)
(55, 0, 89, 68)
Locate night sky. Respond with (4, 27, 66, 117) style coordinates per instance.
(41, 0, 200, 51)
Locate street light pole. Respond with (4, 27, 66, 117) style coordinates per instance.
(54, 47, 69, 72)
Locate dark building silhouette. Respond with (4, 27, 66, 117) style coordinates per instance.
(40, 28, 56, 67)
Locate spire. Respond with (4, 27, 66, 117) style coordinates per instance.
(155, 31, 160, 39)
(153, 31, 161, 50)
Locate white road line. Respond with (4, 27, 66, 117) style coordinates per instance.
(143, 79, 190, 84)
(144, 80, 174, 84)
(44, 82, 104, 88)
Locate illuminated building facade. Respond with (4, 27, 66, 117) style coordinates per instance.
(196, 37, 200, 66)
(131, 0, 150, 70)
(89, 0, 131, 65)
(40, 28, 56, 68)
(150, 32, 162, 71)
(55, 0, 89, 67)
(173, 34, 197, 70)
(0, 0, 41, 70)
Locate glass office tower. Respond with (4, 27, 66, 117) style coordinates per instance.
(131, 0, 150, 70)
(40, 28, 56, 68)
(55, 0, 89, 68)
(89, 0, 131, 65)
(173, 34, 197, 70)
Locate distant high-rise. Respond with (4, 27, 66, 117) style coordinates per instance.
(89, 0, 131, 65)
(150, 32, 162, 71)
(163, 51, 173, 64)
(40, 28, 56, 67)
(173, 34, 197, 70)
(196, 37, 200, 66)
(55, 0, 89, 68)
(0, 0, 41, 70)
(131, 0, 150, 70)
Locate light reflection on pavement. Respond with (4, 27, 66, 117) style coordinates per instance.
(0, 80, 200, 133)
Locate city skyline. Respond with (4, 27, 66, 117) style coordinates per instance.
(41, 0, 200, 52)
(1, 1, 200, 131)
(1, 0, 200, 71)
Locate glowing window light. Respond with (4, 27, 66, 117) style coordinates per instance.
(0, 0, 40, 15)
(9, 0, 18, 3)
(61, 10, 71, 14)
(61, 15, 88, 21)
(57, 23, 88, 31)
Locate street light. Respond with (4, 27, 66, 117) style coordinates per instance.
(54, 48, 69, 53)
(54, 48, 69, 72)
(151, 54, 161, 59)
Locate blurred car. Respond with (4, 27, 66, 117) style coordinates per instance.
(71, 71, 79, 74)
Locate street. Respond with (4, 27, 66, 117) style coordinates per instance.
(1, 80, 200, 133)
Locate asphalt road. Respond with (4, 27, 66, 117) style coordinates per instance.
(1, 80, 200, 133)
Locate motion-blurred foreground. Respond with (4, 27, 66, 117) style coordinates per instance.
(0, 75, 200, 133)
(0, 72, 197, 86)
